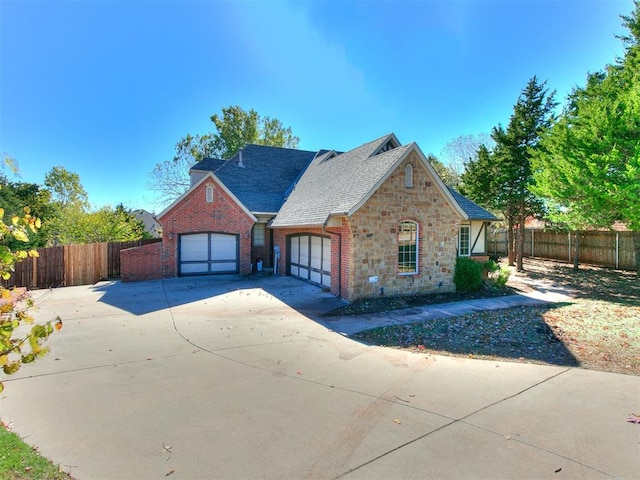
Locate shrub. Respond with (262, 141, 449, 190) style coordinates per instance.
(454, 257, 484, 292)
(493, 267, 511, 286)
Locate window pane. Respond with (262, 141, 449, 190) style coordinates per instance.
(398, 221, 418, 274)
(459, 226, 470, 256)
(253, 223, 265, 247)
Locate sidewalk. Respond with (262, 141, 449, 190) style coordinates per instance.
(322, 289, 573, 336)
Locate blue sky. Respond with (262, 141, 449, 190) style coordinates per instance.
(0, 0, 633, 213)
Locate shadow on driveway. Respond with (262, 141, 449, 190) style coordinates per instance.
(94, 273, 346, 319)
(94, 273, 579, 369)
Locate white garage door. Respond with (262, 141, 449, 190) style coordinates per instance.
(179, 233, 238, 275)
(289, 235, 331, 288)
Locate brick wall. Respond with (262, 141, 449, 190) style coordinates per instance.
(272, 226, 343, 297)
(121, 242, 163, 282)
(346, 151, 460, 300)
(158, 176, 255, 277)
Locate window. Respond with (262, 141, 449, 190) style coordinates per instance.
(405, 164, 413, 188)
(398, 221, 418, 274)
(252, 223, 265, 247)
(459, 225, 470, 256)
(205, 185, 214, 203)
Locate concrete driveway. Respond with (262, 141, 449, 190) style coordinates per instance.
(1, 275, 638, 479)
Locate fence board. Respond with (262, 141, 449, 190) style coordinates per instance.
(2, 239, 162, 289)
(487, 229, 637, 271)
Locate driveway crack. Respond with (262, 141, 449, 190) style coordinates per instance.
(334, 367, 612, 480)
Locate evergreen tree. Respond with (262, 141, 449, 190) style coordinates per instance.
(533, 1, 640, 271)
(461, 77, 556, 269)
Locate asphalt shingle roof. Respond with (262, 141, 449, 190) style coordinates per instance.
(192, 144, 317, 213)
(271, 134, 410, 227)
(191, 158, 226, 172)
(187, 135, 497, 225)
(447, 186, 498, 221)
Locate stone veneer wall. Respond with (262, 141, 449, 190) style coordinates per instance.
(346, 151, 460, 300)
(159, 178, 255, 277)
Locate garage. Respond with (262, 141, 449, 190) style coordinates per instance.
(289, 235, 331, 288)
(179, 232, 238, 275)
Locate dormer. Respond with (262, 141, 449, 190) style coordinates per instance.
(371, 133, 401, 157)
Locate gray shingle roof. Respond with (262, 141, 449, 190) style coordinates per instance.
(271, 134, 410, 227)
(447, 186, 498, 221)
(191, 158, 226, 172)
(185, 135, 498, 225)
(192, 144, 317, 213)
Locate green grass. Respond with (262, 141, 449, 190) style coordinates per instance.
(0, 425, 71, 480)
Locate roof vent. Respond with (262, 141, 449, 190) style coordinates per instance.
(237, 150, 245, 168)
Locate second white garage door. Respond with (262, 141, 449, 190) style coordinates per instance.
(289, 235, 331, 288)
(179, 233, 238, 275)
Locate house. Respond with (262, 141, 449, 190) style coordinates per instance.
(121, 134, 497, 300)
(133, 209, 162, 238)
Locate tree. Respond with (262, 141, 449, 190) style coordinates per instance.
(44, 166, 89, 209)
(439, 133, 493, 187)
(427, 154, 460, 188)
(148, 134, 217, 205)
(0, 159, 61, 393)
(42, 167, 146, 245)
(148, 106, 300, 206)
(461, 77, 556, 270)
(533, 1, 640, 271)
(0, 176, 53, 249)
(72, 204, 148, 243)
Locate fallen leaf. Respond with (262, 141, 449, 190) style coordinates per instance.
(165, 469, 175, 477)
(393, 418, 401, 425)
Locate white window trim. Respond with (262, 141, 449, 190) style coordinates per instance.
(205, 184, 214, 203)
(459, 225, 471, 257)
(398, 221, 419, 275)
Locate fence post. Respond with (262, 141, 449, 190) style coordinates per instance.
(616, 233, 619, 270)
(531, 230, 534, 258)
(568, 233, 571, 263)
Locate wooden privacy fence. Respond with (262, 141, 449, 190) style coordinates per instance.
(4, 239, 161, 289)
(487, 229, 637, 271)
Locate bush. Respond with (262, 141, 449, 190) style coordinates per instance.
(454, 257, 484, 292)
(493, 267, 511, 286)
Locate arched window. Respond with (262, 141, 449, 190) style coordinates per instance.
(405, 164, 414, 188)
(205, 184, 214, 203)
(398, 221, 418, 274)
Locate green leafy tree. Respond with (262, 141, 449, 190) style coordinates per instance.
(44, 166, 90, 245)
(72, 204, 148, 243)
(43, 167, 146, 245)
(44, 166, 89, 209)
(533, 1, 640, 271)
(462, 77, 556, 270)
(427, 154, 460, 188)
(148, 106, 300, 206)
(0, 160, 61, 393)
(0, 176, 53, 249)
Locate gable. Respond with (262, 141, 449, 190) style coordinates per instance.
(157, 172, 257, 223)
(271, 137, 478, 228)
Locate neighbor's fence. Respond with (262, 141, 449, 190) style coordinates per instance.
(487, 229, 637, 271)
(3, 239, 162, 289)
